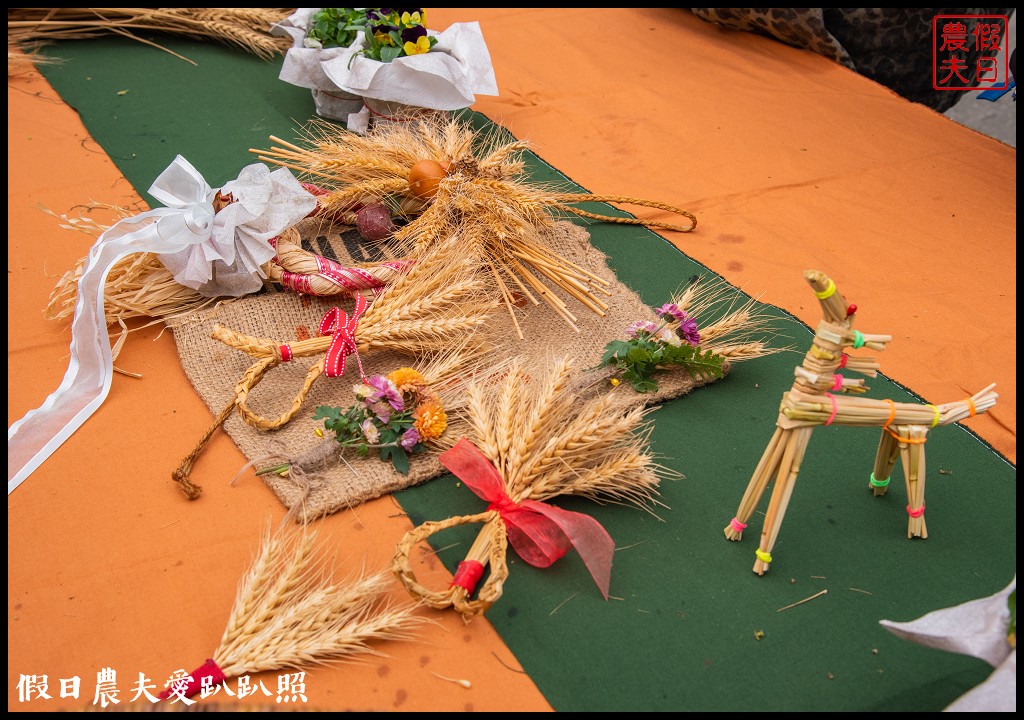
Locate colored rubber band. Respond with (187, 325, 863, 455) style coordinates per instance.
(965, 397, 977, 417)
(824, 393, 838, 426)
(450, 560, 486, 594)
(852, 330, 865, 349)
(883, 399, 896, 430)
(885, 429, 928, 444)
(814, 280, 836, 299)
(906, 505, 926, 518)
(832, 374, 844, 391)
(730, 517, 748, 532)
(838, 353, 848, 369)
(869, 472, 890, 488)
(928, 404, 940, 428)
(279, 344, 293, 363)
(755, 549, 773, 563)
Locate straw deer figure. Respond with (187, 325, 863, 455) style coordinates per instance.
(723, 270, 997, 575)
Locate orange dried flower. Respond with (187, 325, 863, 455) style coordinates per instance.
(387, 367, 426, 394)
(413, 399, 447, 441)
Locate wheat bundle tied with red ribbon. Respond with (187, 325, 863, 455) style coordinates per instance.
(172, 235, 497, 498)
(392, 355, 672, 617)
(158, 523, 425, 703)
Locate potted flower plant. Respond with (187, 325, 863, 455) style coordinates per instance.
(274, 8, 498, 132)
(272, 8, 370, 119)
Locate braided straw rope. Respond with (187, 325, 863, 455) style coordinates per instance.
(172, 236, 496, 498)
(264, 227, 412, 298)
(392, 511, 509, 615)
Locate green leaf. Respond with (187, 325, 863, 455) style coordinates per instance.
(631, 377, 659, 393)
(389, 447, 411, 474)
(380, 44, 402, 63)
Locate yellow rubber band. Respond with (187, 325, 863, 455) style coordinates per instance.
(928, 404, 940, 428)
(814, 280, 836, 299)
(755, 549, 773, 563)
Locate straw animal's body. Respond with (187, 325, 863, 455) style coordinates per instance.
(724, 270, 997, 575)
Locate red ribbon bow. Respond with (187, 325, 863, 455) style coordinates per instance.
(318, 295, 368, 379)
(439, 438, 615, 599)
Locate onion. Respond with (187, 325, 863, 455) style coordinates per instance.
(408, 159, 452, 200)
(355, 203, 395, 241)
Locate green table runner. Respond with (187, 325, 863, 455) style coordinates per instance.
(35, 37, 1015, 712)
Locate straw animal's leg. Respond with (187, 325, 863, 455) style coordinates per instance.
(899, 426, 929, 539)
(869, 429, 900, 497)
(753, 427, 813, 575)
(724, 426, 787, 541)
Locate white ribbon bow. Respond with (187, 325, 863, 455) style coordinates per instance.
(7, 156, 313, 493)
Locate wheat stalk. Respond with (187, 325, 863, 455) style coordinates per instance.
(176, 524, 427, 686)
(8, 8, 292, 63)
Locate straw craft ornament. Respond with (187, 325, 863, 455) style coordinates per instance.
(158, 524, 425, 705)
(248, 349, 509, 513)
(172, 235, 498, 499)
(723, 270, 998, 575)
(46, 187, 414, 330)
(596, 275, 782, 393)
(8, 8, 293, 70)
(392, 355, 672, 617)
(252, 114, 699, 337)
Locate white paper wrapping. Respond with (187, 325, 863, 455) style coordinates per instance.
(273, 10, 498, 122)
(325, 21, 498, 111)
(7, 156, 315, 494)
(880, 577, 1016, 712)
(271, 8, 366, 118)
(159, 163, 317, 297)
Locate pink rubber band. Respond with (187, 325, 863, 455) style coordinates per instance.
(906, 504, 926, 518)
(832, 374, 844, 391)
(824, 393, 838, 426)
(838, 354, 848, 369)
(729, 517, 747, 532)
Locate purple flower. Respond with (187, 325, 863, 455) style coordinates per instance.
(398, 427, 421, 451)
(353, 375, 404, 422)
(655, 303, 688, 324)
(677, 316, 701, 346)
(626, 320, 659, 338)
(401, 24, 427, 44)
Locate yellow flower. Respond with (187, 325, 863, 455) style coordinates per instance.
(404, 35, 431, 56)
(413, 399, 447, 441)
(401, 11, 423, 26)
(374, 30, 395, 46)
(387, 367, 426, 395)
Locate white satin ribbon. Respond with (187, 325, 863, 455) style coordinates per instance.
(7, 156, 218, 494)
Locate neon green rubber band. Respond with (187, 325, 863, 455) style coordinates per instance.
(852, 330, 865, 349)
(928, 404, 940, 428)
(870, 472, 890, 488)
(755, 549, 773, 563)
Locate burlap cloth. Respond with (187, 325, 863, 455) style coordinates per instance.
(168, 219, 725, 521)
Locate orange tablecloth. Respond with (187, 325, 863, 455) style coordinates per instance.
(8, 8, 1015, 712)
